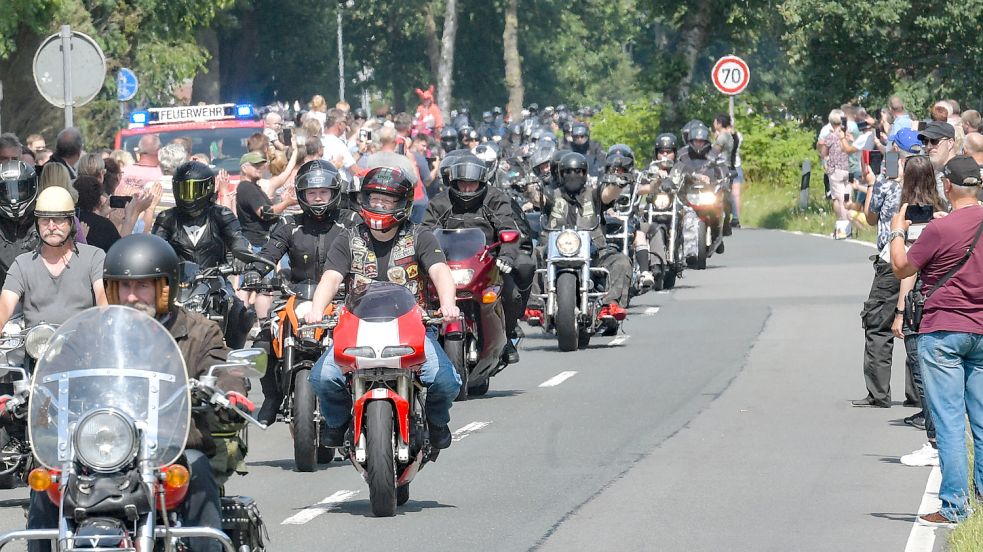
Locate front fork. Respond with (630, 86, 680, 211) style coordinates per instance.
(352, 375, 416, 464)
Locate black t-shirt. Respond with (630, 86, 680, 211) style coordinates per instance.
(79, 211, 121, 252)
(235, 180, 274, 246)
(323, 227, 446, 281)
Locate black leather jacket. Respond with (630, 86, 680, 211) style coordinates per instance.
(0, 218, 38, 288)
(152, 205, 252, 269)
(422, 186, 524, 262)
(245, 211, 354, 283)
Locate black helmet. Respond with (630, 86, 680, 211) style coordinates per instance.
(458, 126, 479, 145)
(439, 148, 469, 188)
(549, 149, 566, 183)
(529, 139, 557, 179)
(447, 153, 490, 211)
(353, 108, 368, 120)
(605, 144, 635, 173)
(688, 125, 712, 159)
(681, 120, 707, 143)
(492, 106, 503, 116)
(654, 133, 678, 153)
(570, 123, 589, 140)
(528, 103, 539, 114)
(482, 111, 493, 123)
(439, 127, 459, 152)
(0, 160, 38, 220)
(558, 152, 589, 193)
(295, 159, 342, 220)
(103, 234, 180, 316)
(358, 167, 414, 231)
(172, 161, 215, 217)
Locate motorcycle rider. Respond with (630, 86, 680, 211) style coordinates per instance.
(532, 152, 632, 325)
(673, 125, 729, 263)
(562, 122, 605, 178)
(0, 160, 40, 288)
(423, 153, 532, 365)
(452, 107, 473, 131)
(634, 134, 681, 285)
(602, 144, 663, 289)
(304, 167, 462, 450)
(241, 159, 352, 425)
(439, 127, 460, 155)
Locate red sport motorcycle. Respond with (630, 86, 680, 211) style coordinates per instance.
(331, 282, 442, 517)
(433, 227, 520, 400)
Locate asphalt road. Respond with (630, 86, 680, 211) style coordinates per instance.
(0, 229, 942, 551)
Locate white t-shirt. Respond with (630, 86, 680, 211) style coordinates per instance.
(321, 133, 355, 183)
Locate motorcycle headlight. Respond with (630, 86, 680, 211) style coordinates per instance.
(74, 409, 138, 472)
(451, 269, 474, 286)
(25, 324, 57, 359)
(654, 193, 671, 210)
(698, 191, 717, 205)
(555, 230, 581, 257)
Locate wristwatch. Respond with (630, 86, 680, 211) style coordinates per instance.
(888, 229, 906, 242)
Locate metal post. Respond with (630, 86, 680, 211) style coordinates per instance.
(60, 25, 74, 128)
(0, 81, 4, 133)
(337, 9, 345, 102)
(728, 95, 735, 124)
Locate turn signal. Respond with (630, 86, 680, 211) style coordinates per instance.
(481, 290, 498, 304)
(164, 465, 190, 488)
(28, 469, 53, 491)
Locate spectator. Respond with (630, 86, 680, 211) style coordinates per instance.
(889, 155, 983, 527)
(819, 110, 852, 238)
(308, 94, 328, 126)
(335, 100, 350, 113)
(76, 153, 106, 183)
(889, 95, 913, 146)
(74, 175, 121, 252)
(39, 163, 86, 245)
(919, 121, 956, 207)
(169, 137, 192, 157)
(119, 134, 162, 193)
(247, 132, 270, 154)
(20, 147, 35, 168)
(235, 151, 297, 252)
(24, 134, 45, 153)
(48, 128, 83, 180)
(34, 149, 52, 167)
(322, 108, 356, 184)
(0, 135, 20, 163)
(413, 85, 442, 136)
(946, 99, 964, 151)
(263, 112, 287, 151)
(961, 110, 981, 138)
(109, 149, 135, 169)
(713, 113, 743, 227)
(103, 158, 122, 196)
(155, 143, 189, 213)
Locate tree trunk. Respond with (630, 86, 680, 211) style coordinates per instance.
(436, 0, 458, 120)
(675, 0, 711, 100)
(191, 28, 221, 104)
(424, 2, 441, 82)
(502, 0, 524, 120)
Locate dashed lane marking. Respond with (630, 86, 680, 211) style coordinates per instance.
(281, 490, 359, 525)
(539, 371, 577, 387)
(607, 335, 629, 347)
(453, 421, 492, 442)
(643, 307, 660, 316)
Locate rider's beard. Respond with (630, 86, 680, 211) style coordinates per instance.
(124, 300, 157, 318)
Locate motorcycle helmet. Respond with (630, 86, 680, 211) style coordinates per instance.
(439, 127, 459, 153)
(569, 123, 590, 153)
(34, 186, 77, 247)
(528, 103, 539, 116)
(172, 161, 215, 218)
(681, 119, 707, 143)
(0, 160, 38, 220)
(605, 144, 635, 173)
(447, 153, 490, 211)
(295, 159, 342, 220)
(654, 133, 678, 154)
(482, 111, 494, 124)
(529, 139, 557, 180)
(549, 149, 566, 183)
(439, 148, 469, 188)
(558, 152, 589, 194)
(473, 143, 501, 175)
(687, 125, 712, 159)
(458, 126, 479, 146)
(493, 106, 503, 116)
(352, 108, 368, 121)
(103, 234, 180, 315)
(358, 167, 414, 231)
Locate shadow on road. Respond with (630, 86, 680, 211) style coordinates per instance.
(247, 457, 347, 471)
(465, 389, 525, 400)
(869, 512, 917, 524)
(335, 498, 456, 517)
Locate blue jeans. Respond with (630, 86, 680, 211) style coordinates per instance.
(918, 331, 983, 521)
(309, 328, 461, 428)
(411, 199, 428, 225)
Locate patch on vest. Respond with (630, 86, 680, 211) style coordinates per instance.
(387, 266, 407, 285)
(406, 264, 418, 280)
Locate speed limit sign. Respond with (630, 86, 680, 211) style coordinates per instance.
(712, 55, 750, 96)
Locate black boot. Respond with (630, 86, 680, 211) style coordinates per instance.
(501, 340, 520, 364)
(255, 331, 281, 426)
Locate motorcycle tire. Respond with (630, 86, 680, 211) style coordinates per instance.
(696, 220, 708, 270)
(365, 400, 397, 517)
(555, 272, 579, 352)
(291, 369, 318, 473)
(444, 337, 469, 402)
(397, 483, 410, 506)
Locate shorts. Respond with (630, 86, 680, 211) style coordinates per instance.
(828, 168, 850, 202)
(733, 167, 745, 184)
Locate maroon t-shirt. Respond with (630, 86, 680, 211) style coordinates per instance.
(907, 204, 983, 335)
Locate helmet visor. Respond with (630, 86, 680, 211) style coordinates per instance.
(448, 161, 487, 183)
(173, 178, 213, 203)
(0, 179, 36, 206)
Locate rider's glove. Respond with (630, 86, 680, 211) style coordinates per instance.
(496, 257, 514, 274)
(242, 270, 262, 287)
(0, 395, 11, 418)
(226, 392, 255, 413)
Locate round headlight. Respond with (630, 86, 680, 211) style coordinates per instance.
(698, 191, 717, 205)
(25, 324, 57, 359)
(556, 230, 582, 257)
(74, 409, 138, 472)
(654, 193, 671, 210)
(451, 269, 474, 286)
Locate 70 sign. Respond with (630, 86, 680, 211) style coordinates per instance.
(711, 55, 750, 96)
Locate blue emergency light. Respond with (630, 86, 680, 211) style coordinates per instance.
(129, 111, 150, 125)
(235, 104, 255, 119)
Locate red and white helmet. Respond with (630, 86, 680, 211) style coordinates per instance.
(358, 167, 414, 231)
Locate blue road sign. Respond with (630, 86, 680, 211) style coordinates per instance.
(117, 68, 138, 102)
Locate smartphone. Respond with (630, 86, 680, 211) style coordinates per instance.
(905, 204, 934, 223)
(359, 128, 372, 142)
(281, 127, 292, 145)
(885, 151, 900, 179)
(109, 195, 133, 209)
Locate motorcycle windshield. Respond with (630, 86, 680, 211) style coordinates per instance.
(346, 282, 418, 323)
(28, 306, 190, 470)
(290, 280, 319, 301)
(433, 228, 486, 261)
(176, 261, 201, 303)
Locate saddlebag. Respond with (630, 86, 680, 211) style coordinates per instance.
(221, 495, 267, 552)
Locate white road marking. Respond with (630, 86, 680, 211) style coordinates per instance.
(903, 466, 942, 552)
(779, 229, 877, 249)
(453, 421, 492, 442)
(643, 307, 660, 316)
(281, 490, 359, 525)
(607, 335, 629, 346)
(539, 371, 577, 387)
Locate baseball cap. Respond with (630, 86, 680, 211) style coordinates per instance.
(942, 155, 982, 186)
(889, 128, 924, 154)
(240, 151, 266, 166)
(918, 121, 955, 141)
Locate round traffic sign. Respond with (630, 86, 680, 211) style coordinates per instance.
(32, 30, 106, 108)
(117, 68, 139, 102)
(711, 55, 750, 96)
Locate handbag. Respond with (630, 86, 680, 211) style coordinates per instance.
(905, 216, 983, 331)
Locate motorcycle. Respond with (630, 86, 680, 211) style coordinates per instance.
(0, 306, 269, 551)
(645, 162, 686, 289)
(534, 218, 609, 352)
(677, 160, 730, 270)
(433, 227, 519, 400)
(603, 173, 645, 300)
(175, 253, 277, 348)
(330, 282, 443, 517)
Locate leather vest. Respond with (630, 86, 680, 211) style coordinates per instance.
(348, 224, 427, 305)
(547, 187, 605, 249)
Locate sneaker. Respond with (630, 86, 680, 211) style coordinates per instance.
(903, 412, 926, 431)
(429, 424, 452, 450)
(901, 443, 939, 467)
(257, 396, 282, 426)
(598, 303, 627, 321)
(639, 271, 655, 288)
(918, 512, 957, 527)
(524, 308, 543, 326)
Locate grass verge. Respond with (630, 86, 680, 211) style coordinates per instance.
(947, 444, 980, 551)
(741, 181, 877, 244)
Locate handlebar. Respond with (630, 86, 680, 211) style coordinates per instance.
(189, 379, 268, 430)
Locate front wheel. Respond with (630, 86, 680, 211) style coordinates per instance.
(555, 272, 579, 352)
(365, 401, 397, 517)
(444, 337, 469, 402)
(696, 220, 708, 270)
(292, 368, 318, 472)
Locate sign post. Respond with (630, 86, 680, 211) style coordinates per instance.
(33, 26, 106, 129)
(711, 55, 750, 123)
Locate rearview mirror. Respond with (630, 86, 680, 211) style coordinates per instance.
(498, 230, 520, 243)
(218, 348, 268, 379)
